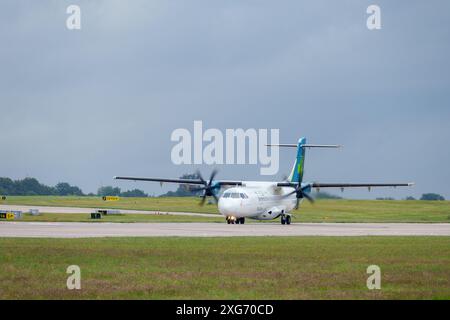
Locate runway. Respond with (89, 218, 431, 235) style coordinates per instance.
(0, 222, 449, 238)
(0, 204, 218, 218)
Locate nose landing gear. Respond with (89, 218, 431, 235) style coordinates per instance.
(226, 217, 245, 224)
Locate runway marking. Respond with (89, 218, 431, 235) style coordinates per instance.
(0, 222, 449, 238)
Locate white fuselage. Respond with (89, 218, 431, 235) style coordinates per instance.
(217, 182, 300, 220)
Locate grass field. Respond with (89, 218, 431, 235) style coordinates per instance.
(2, 196, 450, 223)
(15, 213, 224, 223)
(0, 236, 449, 299)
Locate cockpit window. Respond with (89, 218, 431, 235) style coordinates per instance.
(224, 192, 248, 199)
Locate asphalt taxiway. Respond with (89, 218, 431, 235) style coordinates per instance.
(0, 222, 449, 238)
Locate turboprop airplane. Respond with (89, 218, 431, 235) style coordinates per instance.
(114, 138, 413, 225)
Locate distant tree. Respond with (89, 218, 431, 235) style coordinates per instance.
(161, 191, 178, 197)
(376, 197, 395, 200)
(120, 189, 148, 197)
(55, 182, 84, 196)
(14, 178, 55, 195)
(0, 177, 15, 195)
(97, 186, 121, 196)
(0, 176, 85, 196)
(405, 196, 416, 200)
(420, 193, 445, 201)
(313, 191, 342, 200)
(160, 173, 203, 197)
(55, 183, 71, 195)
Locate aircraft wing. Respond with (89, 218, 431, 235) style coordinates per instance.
(310, 183, 414, 188)
(116, 176, 413, 189)
(114, 176, 243, 186)
(277, 182, 414, 189)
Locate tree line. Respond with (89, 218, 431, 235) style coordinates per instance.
(96, 186, 148, 197)
(0, 177, 148, 197)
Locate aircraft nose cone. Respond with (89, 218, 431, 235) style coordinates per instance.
(218, 198, 234, 215)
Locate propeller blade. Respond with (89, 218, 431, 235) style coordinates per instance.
(212, 193, 219, 203)
(295, 198, 300, 209)
(196, 171, 206, 184)
(303, 191, 315, 204)
(208, 169, 218, 186)
(200, 195, 207, 206)
(282, 189, 297, 198)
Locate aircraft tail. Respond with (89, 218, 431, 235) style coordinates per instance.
(288, 138, 306, 183)
(267, 138, 341, 184)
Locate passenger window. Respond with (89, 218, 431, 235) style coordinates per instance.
(240, 193, 247, 199)
(223, 193, 230, 198)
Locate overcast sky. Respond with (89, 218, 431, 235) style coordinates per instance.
(1, 0, 449, 199)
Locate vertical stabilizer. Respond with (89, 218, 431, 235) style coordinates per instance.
(288, 138, 306, 183)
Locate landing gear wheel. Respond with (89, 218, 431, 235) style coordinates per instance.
(281, 215, 286, 225)
(240, 218, 245, 224)
(235, 218, 240, 225)
(286, 215, 291, 225)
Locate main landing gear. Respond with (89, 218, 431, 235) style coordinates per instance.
(280, 214, 291, 225)
(226, 217, 245, 224)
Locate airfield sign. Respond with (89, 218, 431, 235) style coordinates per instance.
(102, 196, 120, 201)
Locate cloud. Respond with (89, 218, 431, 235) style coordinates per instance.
(0, 0, 449, 198)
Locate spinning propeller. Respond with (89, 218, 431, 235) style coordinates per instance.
(283, 184, 314, 209)
(191, 170, 220, 205)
